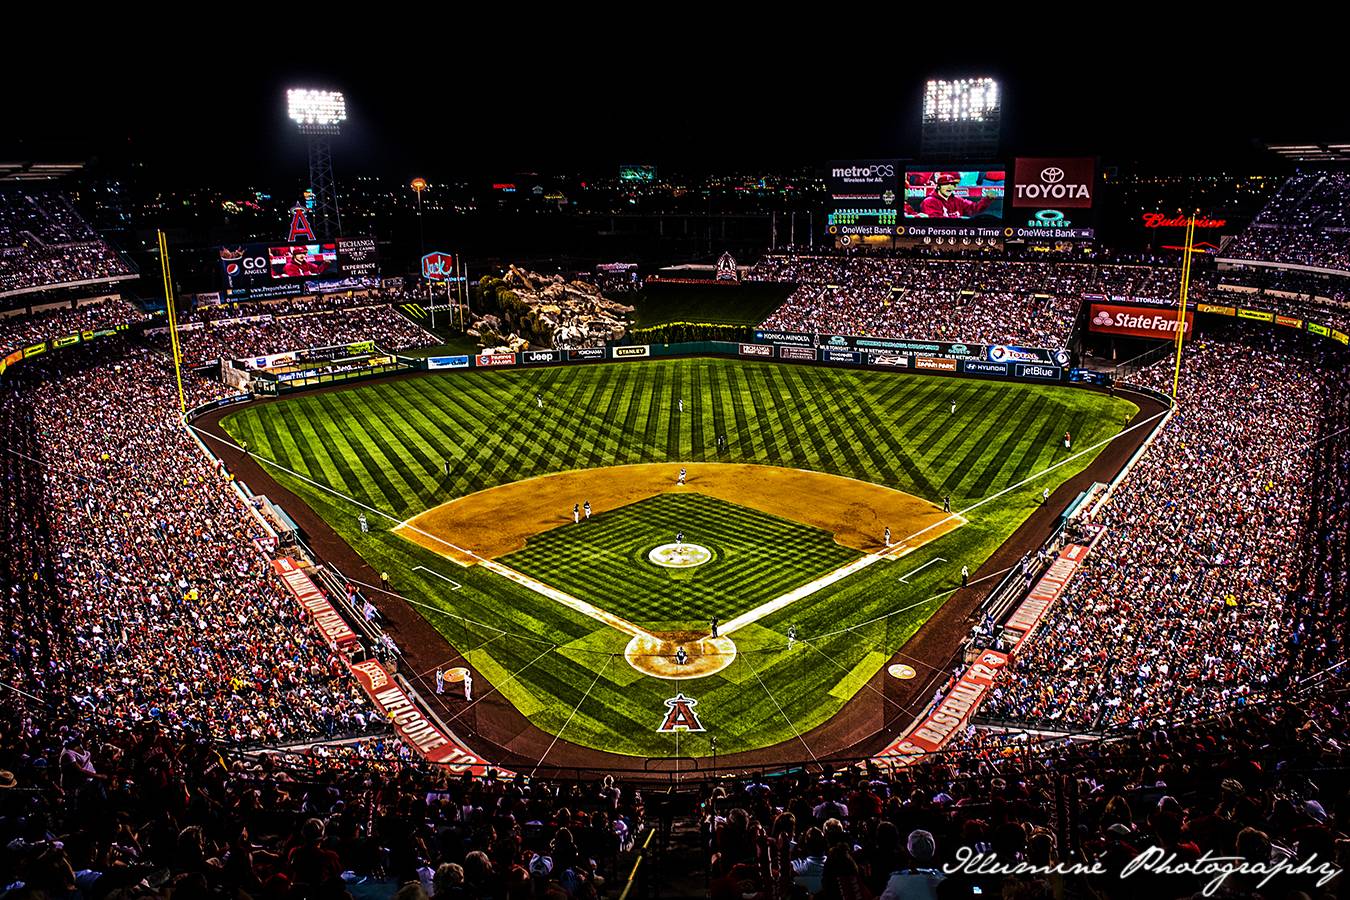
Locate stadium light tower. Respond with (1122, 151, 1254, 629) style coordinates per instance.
(287, 88, 347, 240)
(921, 78, 1001, 159)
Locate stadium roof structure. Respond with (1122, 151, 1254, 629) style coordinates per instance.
(0, 162, 85, 182)
(1265, 142, 1350, 163)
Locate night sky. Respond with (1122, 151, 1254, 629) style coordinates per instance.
(2, 27, 1338, 184)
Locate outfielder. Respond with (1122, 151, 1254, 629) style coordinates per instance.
(358, 512, 368, 533)
(787, 625, 797, 650)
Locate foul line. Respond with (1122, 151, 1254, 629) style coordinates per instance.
(899, 557, 945, 583)
(742, 650, 818, 765)
(413, 565, 462, 590)
(531, 654, 615, 776)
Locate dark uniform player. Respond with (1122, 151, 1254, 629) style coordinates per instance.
(710, 616, 719, 638)
(675, 646, 688, 665)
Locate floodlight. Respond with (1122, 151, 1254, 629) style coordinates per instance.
(288, 89, 347, 133)
(923, 78, 1000, 123)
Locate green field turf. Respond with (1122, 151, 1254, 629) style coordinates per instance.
(501, 493, 860, 625)
(221, 358, 1138, 760)
(628, 282, 794, 327)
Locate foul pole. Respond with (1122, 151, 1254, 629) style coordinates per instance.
(158, 230, 187, 416)
(1170, 215, 1196, 400)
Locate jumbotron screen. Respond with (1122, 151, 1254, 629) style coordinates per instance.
(904, 169, 1006, 221)
(220, 236, 378, 300)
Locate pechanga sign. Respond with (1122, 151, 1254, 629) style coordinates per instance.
(1088, 303, 1193, 341)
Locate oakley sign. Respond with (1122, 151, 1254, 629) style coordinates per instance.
(1012, 158, 1095, 208)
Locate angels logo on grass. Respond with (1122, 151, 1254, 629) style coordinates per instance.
(657, 693, 706, 732)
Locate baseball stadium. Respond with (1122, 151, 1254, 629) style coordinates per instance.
(3, 52, 1349, 900)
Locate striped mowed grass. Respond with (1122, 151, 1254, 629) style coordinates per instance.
(221, 358, 1138, 758)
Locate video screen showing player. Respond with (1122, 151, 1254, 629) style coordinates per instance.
(904, 170, 1006, 220)
(268, 244, 337, 279)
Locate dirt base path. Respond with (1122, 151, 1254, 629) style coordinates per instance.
(396, 462, 960, 564)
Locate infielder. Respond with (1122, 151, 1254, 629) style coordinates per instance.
(710, 616, 719, 639)
(573, 503, 580, 524)
(884, 526, 891, 548)
(676, 531, 685, 545)
(787, 625, 797, 650)
(358, 512, 368, 533)
(677, 467, 686, 485)
(583, 501, 592, 520)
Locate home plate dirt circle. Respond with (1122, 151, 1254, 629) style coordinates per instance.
(647, 542, 713, 568)
(624, 632, 737, 678)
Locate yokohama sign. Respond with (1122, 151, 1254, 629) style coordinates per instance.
(1012, 158, 1095, 208)
(1088, 303, 1192, 340)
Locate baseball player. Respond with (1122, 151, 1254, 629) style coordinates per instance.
(678, 398, 684, 413)
(435, 668, 445, 694)
(358, 512, 368, 533)
(536, 393, 544, 409)
(380, 571, 390, 591)
(950, 399, 957, 415)
(710, 616, 719, 639)
(444, 459, 451, 478)
(677, 467, 687, 485)
(1063, 430, 1072, 450)
(463, 670, 473, 701)
(787, 625, 797, 650)
(943, 496, 951, 513)
(583, 501, 592, 520)
(884, 526, 891, 548)
(961, 565, 969, 588)
(573, 503, 580, 524)
(676, 531, 685, 545)
(1042, 487, 1050, 505)
(675, 646, 688, 666)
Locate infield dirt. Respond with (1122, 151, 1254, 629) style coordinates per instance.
(394, 462, 960, 564)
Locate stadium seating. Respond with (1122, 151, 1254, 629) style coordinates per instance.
(0, 188, 133, 294)
(1225, 170, 1350, 273)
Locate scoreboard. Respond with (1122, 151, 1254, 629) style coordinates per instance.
(220, 236, 379, 301)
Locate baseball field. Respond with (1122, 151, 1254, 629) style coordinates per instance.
(219, 358, 1137, 761)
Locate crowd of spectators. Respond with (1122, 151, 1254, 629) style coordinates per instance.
(751, 255, 1208, 347)
(0, 339, 381, 745)
(177, 305, 436, 365)
(0, 298, 148, 350)
(0, 189, 133, 294)
(1225, 171, 1350, 272)
(981, 329, 1349, 733)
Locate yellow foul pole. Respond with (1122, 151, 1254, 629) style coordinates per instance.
(1170, 215, 1196, 400)
(158, 230, 187, 416)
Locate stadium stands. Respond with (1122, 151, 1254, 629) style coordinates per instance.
(1225, 170, 1350, 273)
(752, 255, 1208, 347)
(176, 302, 437, 365)
(0, 188, 133, 294)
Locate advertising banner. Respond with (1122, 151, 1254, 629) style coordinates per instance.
(23, 342, 47, 358)
(1006, 208, 1095, 241)
(1088, 303, 1193, 341)
(426, 356, 471, 370)
(914, 356, 958, 372)
(778, 345, 818, 362)
(53, 333, 81, 349)
(753, 329, 815, 348)
(905, 168, 1006, 220)
(1238, 308, 1274, 322)
(1015, 363, 1063, 381)
(1198, 303, 1237, 316)
(1276, 315, 1303, 328)
(1308, 322, 1331, 337)
(821, 349, 861, 365)
(612, 345, 651, 359)
(336, 236, 379, 277)
(987, 345, 1071, 366)
(1334, 330, 1349, 345)
(568, 347, 607, 361)
(1005, 535, 1099, 647)
(826, 160, 901, 236)
(962, 359, 1009, 377)
(874, 650, 1010, 762)
(271, 557, 358, 647)
(347, 659, 503, 774)
(521, 349, 562, 364)
(1012, 158, 1095, 208)
(475, 353, 516, 367)
(867, 353, 909, 367)
(821, 335, 983, 359)
(738, 343, 773, 358)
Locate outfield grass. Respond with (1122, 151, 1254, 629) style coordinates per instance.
(501, 493, 860, 625)
(222, 359, 1137, 759)
(628, 283, 795, 327)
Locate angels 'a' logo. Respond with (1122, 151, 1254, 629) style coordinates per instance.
(657, 693, 705, 732)
(288, 207, 316, 243)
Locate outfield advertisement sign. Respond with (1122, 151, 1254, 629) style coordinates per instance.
(962, 359, 1009, 377)
(271, 557, 358, 648)
(914, 356, 958, 372)
(738, 343, 773, 358)
(1014, 363, 1063, 381)
(753, 329, 816, 348)
(427, 355, 470, 370)
(821, 349, 861, 365)
(778, 345, 818, 362)
(568, 347, 606, 361)
(874, 649, 1010, 763)
(475, 353, 517, 367)
(612, 345, 651, 358)
(347, 659, 504, 775)
(822, 335, 982, 359)
(522, 349, 562, 364)
(987, 345, 1071, 367)
(867, 353, 909, 367)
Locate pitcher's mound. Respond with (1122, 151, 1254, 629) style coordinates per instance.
(624, 631, 737, 679)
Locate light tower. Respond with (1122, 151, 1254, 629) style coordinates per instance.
(287, 88, 347, 240)
(921, 78, 1001, 160)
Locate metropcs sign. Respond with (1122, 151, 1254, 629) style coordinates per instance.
(1012, 158, 1095, 208)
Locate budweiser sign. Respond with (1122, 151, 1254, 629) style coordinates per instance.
(1141, 213, 1227, 229)
(1089, 303, 1193, 341)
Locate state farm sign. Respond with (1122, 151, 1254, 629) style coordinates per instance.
(1012, 158, 1095, 208)
(1088, 303, 1192, 341)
